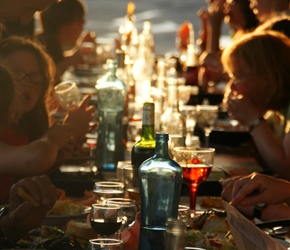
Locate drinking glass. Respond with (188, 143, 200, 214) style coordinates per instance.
(93, 181, 125, 204)
(172, 147, 215, 211)
(88, 238, 123, 250)
(195, 105, 218, 147)
(178, 205, 191, 227)
(105, 198, 137, 237)
(54, 81, 80, 111)
(90, 203, 123, 238)
(123, 164, 140, 204)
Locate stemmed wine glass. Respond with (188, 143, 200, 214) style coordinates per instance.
(90, 203, 123, 238)
(54, 80, 80, 111)
(196, 105, 218, 147)
(105, 198, 137, 239)
(93, 181, 125, 204)
(172, 147, 215, 212)
(88, 238, 123, 250)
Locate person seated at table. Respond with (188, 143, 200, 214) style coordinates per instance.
(0, 175, 57, 242)
(223, 30, 290, 178)
(0, 36, 95, 204)
(0, 0, 57, 39)
(196, 0, 259, 91)
(221, 171, 290, 221)
(37, 0, 96, 78)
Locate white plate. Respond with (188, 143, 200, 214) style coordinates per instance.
(43, 206, 90, 227)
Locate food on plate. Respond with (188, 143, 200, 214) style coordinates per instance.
(187, 210, 237, 249)
(64, 220, 98, 240)
(17, 186, 40, 207)
(47, 200, 84, 215)
(15, 226, 86, 249)
(186, 229, 237, 250)
(201, 214, 230, 234)
(200, 197, 224, 209)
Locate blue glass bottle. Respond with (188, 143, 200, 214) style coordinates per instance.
(95, 59, 126, 171)
(138, 133, 183, 250)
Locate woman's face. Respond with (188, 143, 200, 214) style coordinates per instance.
(2, 50, 43, 115)
(228, 55, 267, 105)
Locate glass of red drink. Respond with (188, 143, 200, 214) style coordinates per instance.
(172, 147, 215, 211)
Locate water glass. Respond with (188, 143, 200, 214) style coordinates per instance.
(116, 160, 131, 184)
(123, 164, 140, 204)
(54, 81, 80, 111)
(93, 181, 125, 204)
(178, 205, 191, 227)
(88, 239, 123, 250)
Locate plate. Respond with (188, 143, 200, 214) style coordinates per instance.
(43, 206, 91, 227)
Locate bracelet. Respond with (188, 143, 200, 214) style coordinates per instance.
(253, 203, 267, 220)
(249, 117, 264, 133)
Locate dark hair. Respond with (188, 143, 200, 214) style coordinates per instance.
(237, 0, 260, 31)
(40, 0, 86, 34)
(0, 36, 56, 141)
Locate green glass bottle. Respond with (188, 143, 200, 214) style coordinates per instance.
(131, 102, 155, 169)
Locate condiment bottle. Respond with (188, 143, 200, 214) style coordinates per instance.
(131, 102, 155, 169)
(95, 59, 126, 171)
(138, 132, 183, 249)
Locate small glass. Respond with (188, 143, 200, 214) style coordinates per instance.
(93, 181, 125, 204)
(123, 164, 140, 204)
(88, 238, 123, 250)
(196, 105, 218, 147)
(178, 205, 191, 227)
(54, 81, 80, 111)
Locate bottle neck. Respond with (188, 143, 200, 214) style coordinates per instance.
(141, 105, 155, 140)
(154, 139, 169, 158)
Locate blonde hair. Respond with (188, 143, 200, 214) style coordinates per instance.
(221, 30, 290, 110)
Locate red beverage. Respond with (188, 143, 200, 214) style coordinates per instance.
(90, 218, 123, 236)
(181, 164, 212, 185)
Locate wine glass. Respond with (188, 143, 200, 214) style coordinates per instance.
(90, 203, 123, 238)
(195, 105, 218, 147)
(54, 81, 80, 111)
(88, 238, 123, 250)
(93, 181, 125, 204)
(172, 147, 215, 212)
(105, 198, 137, 238)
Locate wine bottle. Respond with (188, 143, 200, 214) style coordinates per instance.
(138, 132, 183, 250)
(131, 102, 155, 169)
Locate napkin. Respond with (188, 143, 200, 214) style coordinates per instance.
(223, 201, 287, 250)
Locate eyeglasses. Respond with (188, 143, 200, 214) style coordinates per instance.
(10, 70, 44, 85)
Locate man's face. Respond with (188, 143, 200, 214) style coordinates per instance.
(1, 0, 57, 24)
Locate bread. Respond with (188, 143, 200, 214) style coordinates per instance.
(201, 214, 230, 234)
(64, 220, 98, 240)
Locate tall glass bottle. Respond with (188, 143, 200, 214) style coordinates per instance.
(160, 78, 186, 136)
(138, 133, 183, 250)
(131, 102, 155, 169)
(95, 59, 126, 171)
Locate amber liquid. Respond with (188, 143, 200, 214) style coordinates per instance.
(182, 164, 212, 185)
(127, 187, 140, 203)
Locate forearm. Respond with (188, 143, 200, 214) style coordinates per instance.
(261, 203, 290, 221)
(251, 120, 289, 179)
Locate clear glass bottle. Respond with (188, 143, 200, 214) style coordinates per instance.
(160, 78, 186, 136)
(165, 218, 186, 250)
(95, 59, 126, 171)
(131, 102, 155, 169)
(138, 133, 183, 250)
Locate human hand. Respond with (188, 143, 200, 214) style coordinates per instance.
(45, 124, 72, 148)
(4, 176, 57, 240)
(227, 94, 262, 125)
(230, 173, 290, 207)
(64, 95, 95, 139)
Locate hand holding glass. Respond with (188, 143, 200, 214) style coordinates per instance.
(54, 81, 80, 111)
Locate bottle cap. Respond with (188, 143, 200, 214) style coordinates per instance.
(156, 132, 169, 141)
